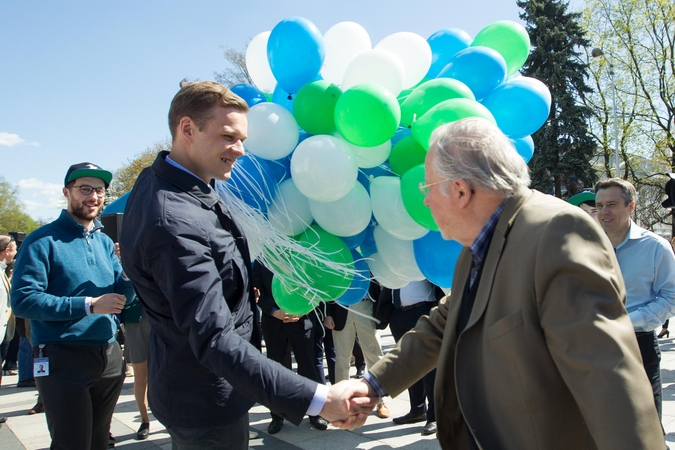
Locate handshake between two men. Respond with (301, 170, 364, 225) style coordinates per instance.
(319, 379, 378, 430)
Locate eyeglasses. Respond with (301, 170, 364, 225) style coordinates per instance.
(72, 185, 106, 197)
(419, 179, 450, 196)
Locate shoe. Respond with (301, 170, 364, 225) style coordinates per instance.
(0, 417, 6, 423)
(267, 417, 283, 434)
(309, 415, 328, 430)
(28, 401, 44, 415)
(3, 370, 17, 376)
(376, 402, 390, 419)
(249, 430, 258, 439)
(393, 411, 427, 425)
(422, 421, 437, 435)
(354, 367, 365, 378)
(108, 433, 116, 448)
(16, 379, 36, 388)
(136, 422, 150, 440)
(658, 328, 670, 338)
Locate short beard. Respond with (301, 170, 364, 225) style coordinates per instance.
(70, 203, 102, 222)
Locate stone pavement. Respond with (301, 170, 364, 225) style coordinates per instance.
(2, 327, 675, 449)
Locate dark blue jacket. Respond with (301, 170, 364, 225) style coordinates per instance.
(120, 152, 317, 428)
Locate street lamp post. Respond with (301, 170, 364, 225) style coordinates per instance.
(591, 48, 621, 178)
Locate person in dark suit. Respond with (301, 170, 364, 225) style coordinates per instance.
(339, 117, 663, 449)
(252, 262, 328, 434)
(381, 280, 443, 435)
(119, 80, 375, 449)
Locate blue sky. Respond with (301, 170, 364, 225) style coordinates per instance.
(0, 0, 584, 222)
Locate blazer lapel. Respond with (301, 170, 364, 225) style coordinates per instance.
(463, 187, 533, 331)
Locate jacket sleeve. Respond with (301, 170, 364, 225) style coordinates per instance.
(11, 239, 88, 320)
(146, 219, 317, 425)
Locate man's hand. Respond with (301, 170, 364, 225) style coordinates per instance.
(92, 293, 126, 314)
(319, 379, 378, 430)
(272, 309, 300, 323)
(323, 316, 335, 330)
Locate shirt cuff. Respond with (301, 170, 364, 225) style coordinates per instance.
(85, 297, 93, 315)
(363, 372, 388, 398)
(305, 383, 328, 417)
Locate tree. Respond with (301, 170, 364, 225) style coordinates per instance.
(214, 45, 252, 87)
(108, 139, 171, 199)
(0, 176, 39, 235)
(517, 0, 599, 198)
(581, 0, 675, 232)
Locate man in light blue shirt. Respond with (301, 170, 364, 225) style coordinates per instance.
(596, 178, 675, 427)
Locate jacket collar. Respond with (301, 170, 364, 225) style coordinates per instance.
(152, 151, 221, 209)
(55, 209, 104, 237)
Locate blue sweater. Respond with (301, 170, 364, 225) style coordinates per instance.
(11, 210, 134, 346)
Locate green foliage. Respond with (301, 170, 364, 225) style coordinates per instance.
(517, 0, 599, 198)
(0, 176, 39, 235)
(108, 139, 171, 199)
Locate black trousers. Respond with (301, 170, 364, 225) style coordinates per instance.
(389, 303, 437, 422)
(34, 341, 125, 450)
(636, 331, 662, 420)
(167, 413, 249, 450)
(262, 316, 319, 420)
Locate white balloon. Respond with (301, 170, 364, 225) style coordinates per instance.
(373, 225, 425, 280)
(246, 31, 277, 93)
(341, 49, 406, 96)
(334, 132, 391, 169)
(370, 176, 429, 240)
(245, 103, 299, 160)
(267, 179, 313, 236)
(291, 135, 358, 202)
(376, 32, 432, 89)
(321, 22, 372, 85)
(366, 252, 410, 289)
(309, 182, 371, 237)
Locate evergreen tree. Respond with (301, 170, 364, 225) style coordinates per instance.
(517, 0, 598, 197)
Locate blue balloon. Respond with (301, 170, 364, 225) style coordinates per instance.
(413, 231, 463, 289)
(512, 135, 534, 163)
(230, 84, 267, 108)
(336, 250, 371, 306)
(481, 77, 552, 138)
(226, 154, 276, 212)
(425, 28, 472, 79)
(391, 126, 412, 146)
(272, 84, 294, 113)
(358, 222, 378, 257)
(267, 17, 325, 94)
(341, 227, 368, 250)
(438, 46, 507, 100)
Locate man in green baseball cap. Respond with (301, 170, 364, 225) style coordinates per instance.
(568, 190, 598, 222)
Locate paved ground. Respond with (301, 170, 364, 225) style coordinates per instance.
(2, 327, 675, 449)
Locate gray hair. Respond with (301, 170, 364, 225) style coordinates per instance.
(429, 117, 530, 198)
(594, 178, 637, 205)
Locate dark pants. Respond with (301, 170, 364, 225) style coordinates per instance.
(389, 303, 437, 422)
(262, 315, 318, 421)
(311, 313, 335, 385)
(636, 331, 662, 420)
(167, 413, 249, 450)
(34, 342, 125, 450)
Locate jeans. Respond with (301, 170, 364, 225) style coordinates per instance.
(18, 337, 33, 382)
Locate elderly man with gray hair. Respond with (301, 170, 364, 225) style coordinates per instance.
(340, 117, 664, 449)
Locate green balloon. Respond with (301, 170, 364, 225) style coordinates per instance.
(334, 83, 401, 147)
(400, 164, 439, 231)
(293, 80, 342, 135)
(472, 20, 531, 77)
(397, 78, 430, 107)
(400, 78, 475, 128)
(271, 275, 318, 316)
(295, 225, 354, 301)
(412, 98, 496, 150)
(389, 136, 427, 176)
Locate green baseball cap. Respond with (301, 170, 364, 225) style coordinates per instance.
(568, 190, 595, 207)
(64, 162, 113, 188)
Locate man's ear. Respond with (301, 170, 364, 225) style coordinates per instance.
(62, 187, 70, 200)
(456, 179, 473, 208)
(178, 116, 195, 143)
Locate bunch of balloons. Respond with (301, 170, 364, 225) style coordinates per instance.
(224, 16, 551, 315)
